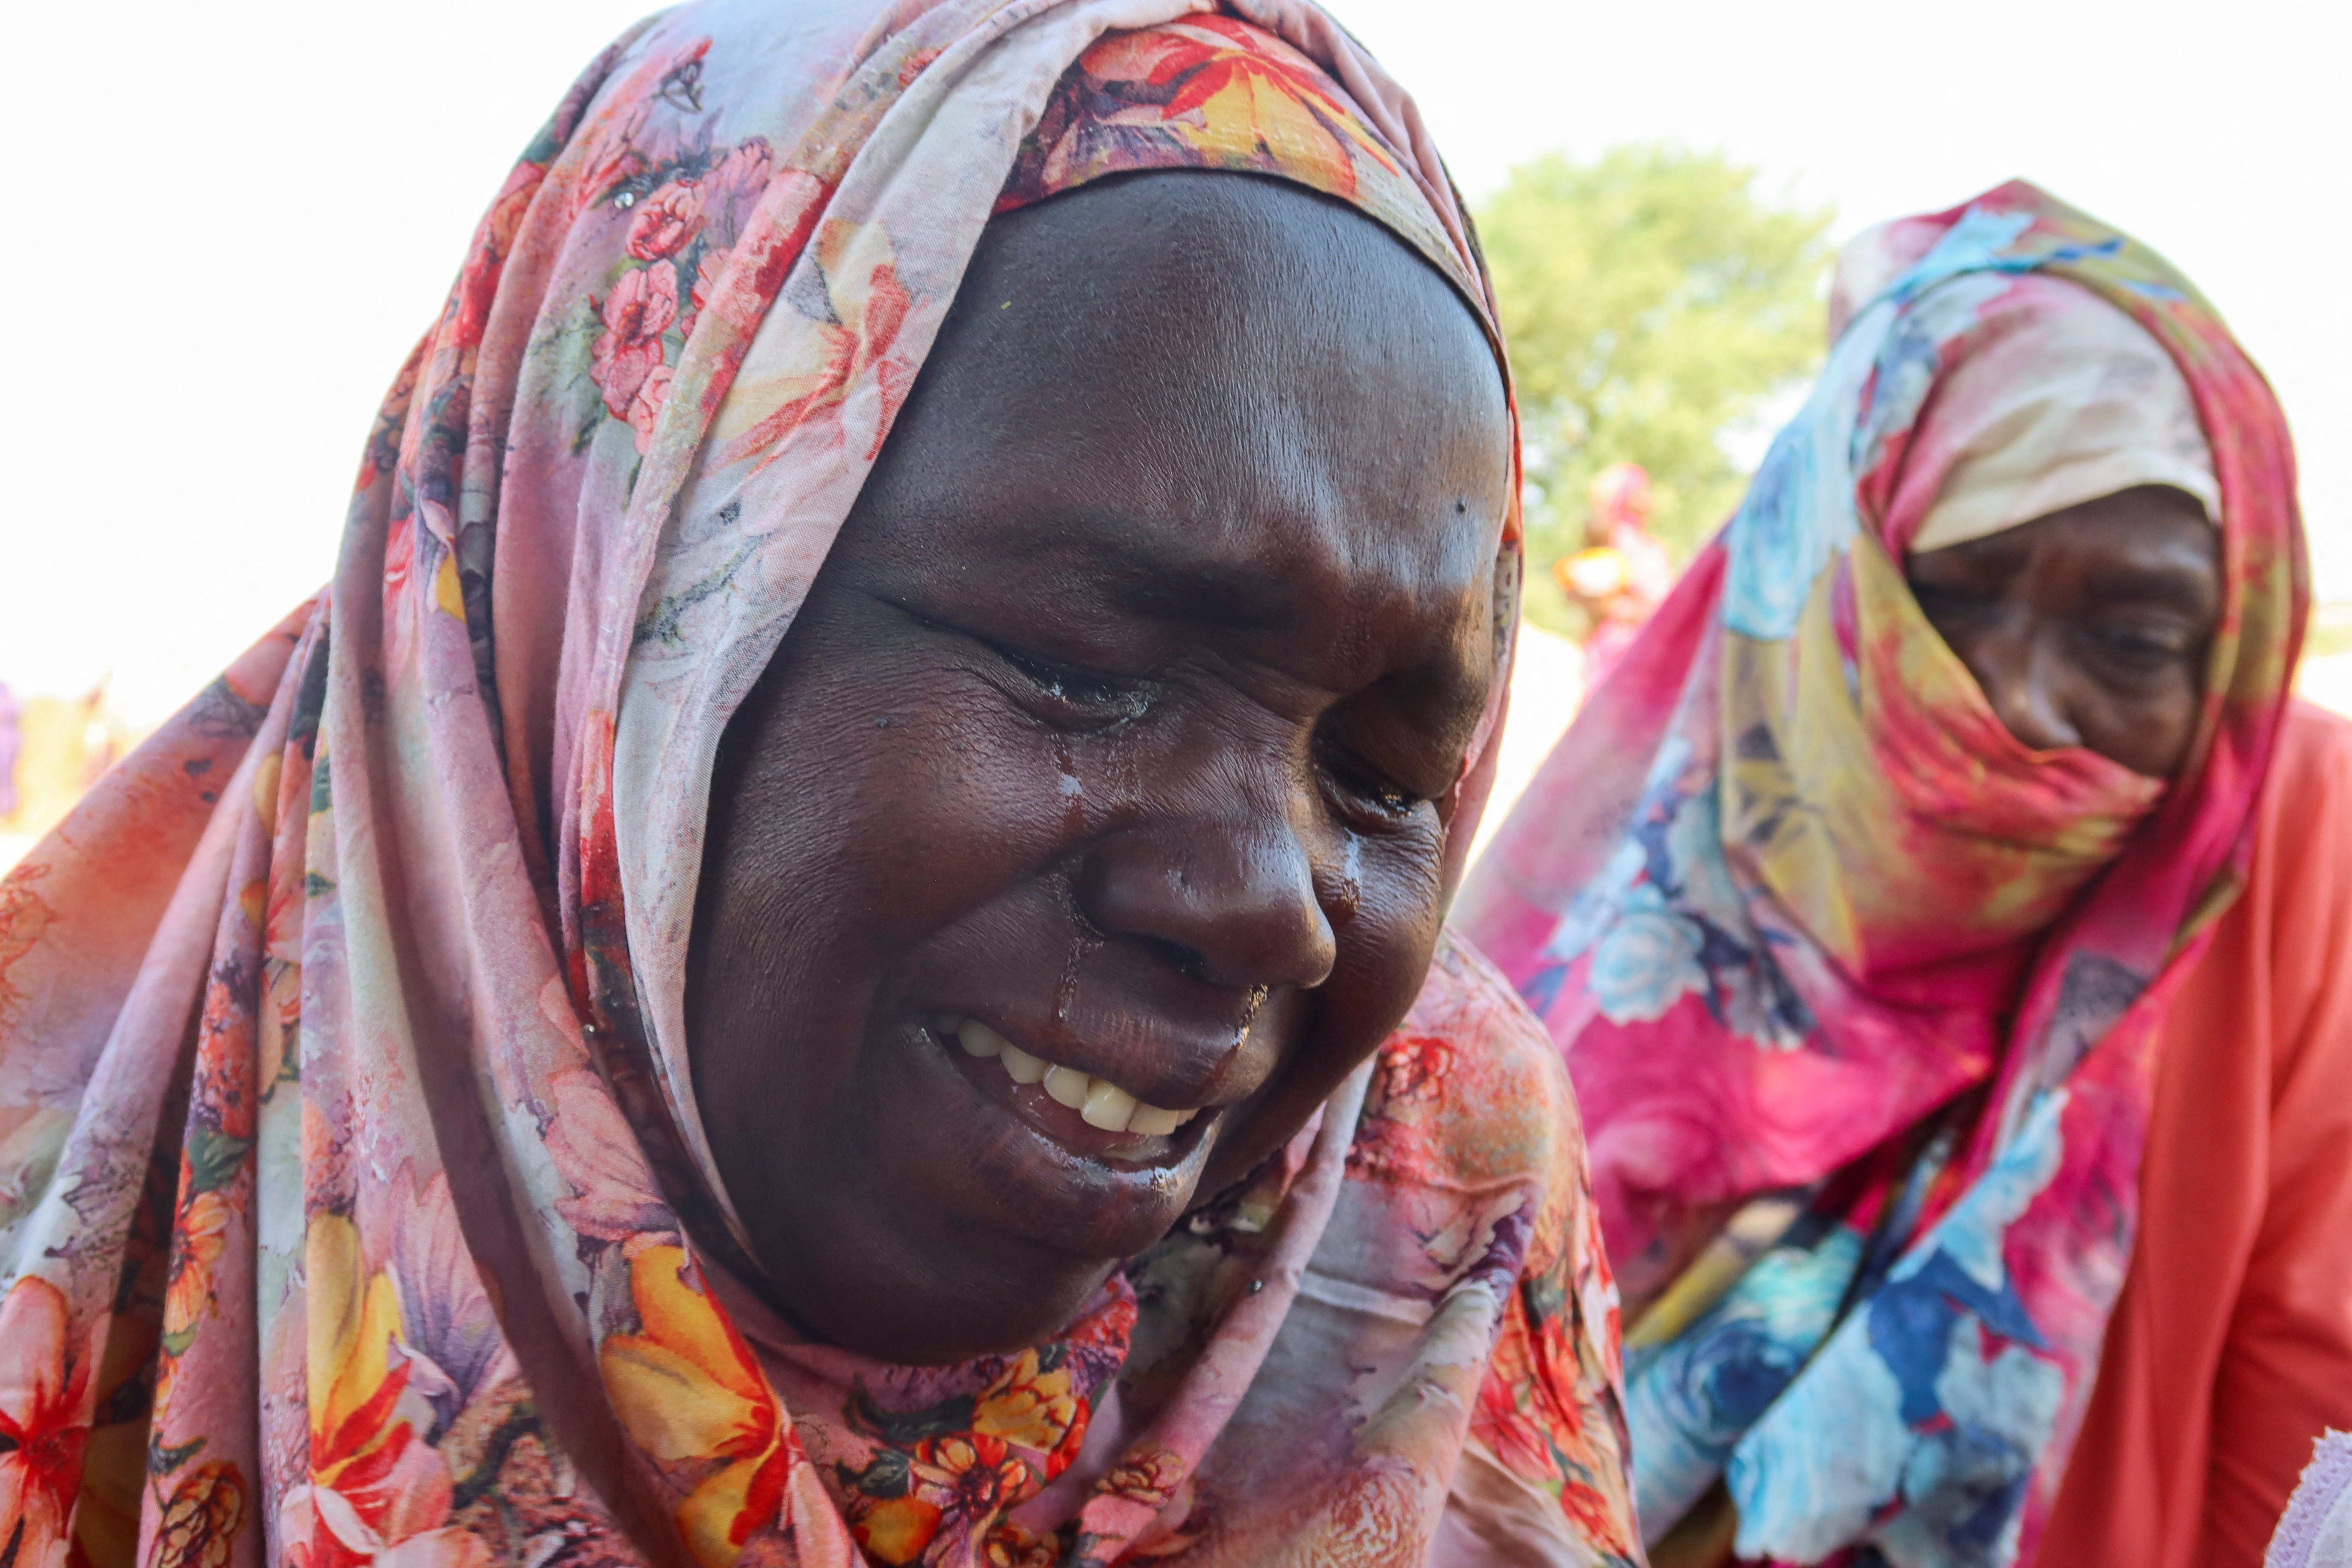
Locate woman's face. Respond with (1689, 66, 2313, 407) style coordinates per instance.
(1907, 484, 2222, 777)
(688, 174, 1511, 1363)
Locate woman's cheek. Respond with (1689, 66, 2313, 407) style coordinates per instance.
(1333, 831, 1451, 1024)
(1367, 815, 1452, 928)
(851, 684, 1081, 928)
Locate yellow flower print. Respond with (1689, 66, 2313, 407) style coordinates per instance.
(709, 219, 914, 475)
(982, 1519, 1058, 1568)
(152, 1461, 247, 1568)
(162, 1187, 235, 1353)
(1099, 1446, 1187, 1510)
(850, 1493, 939, 1568)
(853, 1435, 1028, 1567)
(600, 1244, 795, 1568)
(1083, 19, 1398, 199)
(289, 1215, 482, 1568)
(969, 1349, 1080, 1455)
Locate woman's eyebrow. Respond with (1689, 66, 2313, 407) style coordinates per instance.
(1096, 550, 1296, 631)
(2086, 565, 2220, 616)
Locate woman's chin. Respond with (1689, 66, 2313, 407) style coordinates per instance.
(737, 1014, 1235, 1363)
(791, 1261, 1128, 1367)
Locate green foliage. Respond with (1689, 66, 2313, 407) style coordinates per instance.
(2309, 600, 2352, 659)
(1476, 145, 1833, 632)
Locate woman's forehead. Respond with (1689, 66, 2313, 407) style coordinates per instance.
(914, 488, 1494, 624)
(836, 174, 1510, 647)
(957, 174, 1506, 427)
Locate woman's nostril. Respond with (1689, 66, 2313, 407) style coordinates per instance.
(1076, 821, 1337, 993)
(1139, 933, 1208, 983)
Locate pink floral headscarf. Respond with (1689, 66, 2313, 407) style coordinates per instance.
(0, 3, 1652, 1568)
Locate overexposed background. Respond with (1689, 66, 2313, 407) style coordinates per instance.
(3, 0, 2345, 732)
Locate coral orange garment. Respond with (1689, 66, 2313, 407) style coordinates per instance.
(2038, 699, 2352, 1568)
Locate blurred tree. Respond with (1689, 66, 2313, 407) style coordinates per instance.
(1477, 145, 1833, 634)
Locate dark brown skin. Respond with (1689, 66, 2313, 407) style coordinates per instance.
(686, 173, 1510, 1364)
(1907, 483, 2222, 777)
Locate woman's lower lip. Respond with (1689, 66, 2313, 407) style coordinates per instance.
(928, 1023, 1215, 1168)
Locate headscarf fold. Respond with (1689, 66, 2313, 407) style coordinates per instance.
(0, 4, 1603, 1567)
(1460, 180, 2306, 1566)
(1830, 221, 2220, 554)
(1900, 286, 2217, 553)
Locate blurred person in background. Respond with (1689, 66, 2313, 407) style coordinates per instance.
(0, 2, 1640, 1565)
(0, 682, 139, 848)
(1557, 461, 1675, 686)
(72, 681, 125, 788)
(1463, 181, 2352, 1567)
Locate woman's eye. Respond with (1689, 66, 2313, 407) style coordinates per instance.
(992, 643, 1150, 725)
(2084, 622, 2192, 673)
(1317, 743, 1428, 827)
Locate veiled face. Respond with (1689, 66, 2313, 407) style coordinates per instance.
(1908, 484, 2222, 778)
(687, 174, 1511, 1363)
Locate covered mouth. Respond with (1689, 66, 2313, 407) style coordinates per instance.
(936, 1016, 1203, 1137)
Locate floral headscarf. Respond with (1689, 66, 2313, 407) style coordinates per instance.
(1460, 180, 2305, 1565)
(1829, 216, 2220, 556)
(0, 2, 1652, 1567)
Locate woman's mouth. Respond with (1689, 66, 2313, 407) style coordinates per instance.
(925, 1015, 1210, 1163)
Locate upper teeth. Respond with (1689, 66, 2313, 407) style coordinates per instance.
(945, 1019, 1200, 1136)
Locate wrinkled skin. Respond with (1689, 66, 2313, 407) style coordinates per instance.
(1908, 483, 2222, 777)
(687, 173, 1511, 1364)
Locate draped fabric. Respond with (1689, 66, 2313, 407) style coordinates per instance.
(1829, 219, 2219, 555)
(0, 5, 1642, 1567)
(1889, 277, 2217, 553)
(1459, 181, 2305, 1566)
(2035, 700, 2352, 1568)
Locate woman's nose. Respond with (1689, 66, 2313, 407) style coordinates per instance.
(1967, 632, 2081, 753)
(1073, 806, 1340, 994)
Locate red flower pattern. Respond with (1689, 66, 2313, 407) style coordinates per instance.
(627, 180, 703, 260)
(691, 247, 731, 318)
(0, 1277, 93, 1568)
(1379, 1033, 1454, 1103)
(628, 363, 676, 454)
(590, 261, 679, 419)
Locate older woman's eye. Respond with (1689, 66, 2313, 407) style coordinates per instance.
(1315, 741, 1428, 828)
(990, 642, 1151, 726)
(2083, 620, 2194, 674)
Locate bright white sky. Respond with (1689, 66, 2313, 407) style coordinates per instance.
(4, 0, 2343, 722)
